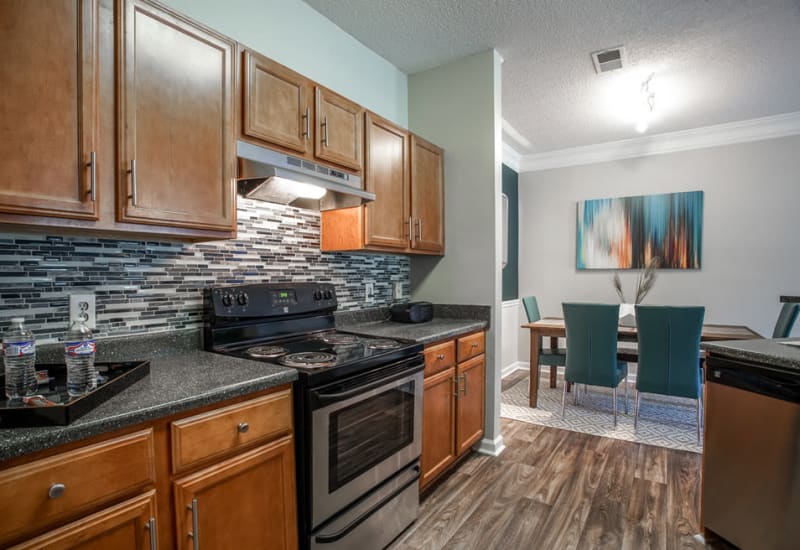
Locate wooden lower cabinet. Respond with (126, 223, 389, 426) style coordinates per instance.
(421, 367, 457, 487)
(173, 436, 298, 550)
(11, 491, 157, 550)
(420, 331, 486, 489)
(456, 355, 486, 455)
(0, 386, 297, 550)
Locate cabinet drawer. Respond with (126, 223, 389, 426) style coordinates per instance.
(457, 332, 485, 362)
(424, 340, 456, 376)
(171, 389, 292, 473)
(0, 429, 156, 546)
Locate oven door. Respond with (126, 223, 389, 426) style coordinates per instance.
(310, 356, 424, 528)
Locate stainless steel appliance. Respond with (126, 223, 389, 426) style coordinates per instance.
(703, 356, 800, 550)
(204, 283, 424, 550)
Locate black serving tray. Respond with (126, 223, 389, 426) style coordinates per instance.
(0, 360, 150, 428)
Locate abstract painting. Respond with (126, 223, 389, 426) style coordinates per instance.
(577, 191, 703, 269)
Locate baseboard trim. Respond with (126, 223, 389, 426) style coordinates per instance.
(476, 434, 506, 456)
(501, 361, 530, 377)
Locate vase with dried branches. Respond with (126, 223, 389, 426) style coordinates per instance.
(612, 257, 661, 326)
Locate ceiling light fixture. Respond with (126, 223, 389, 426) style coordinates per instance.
(635, 73, 656, 133)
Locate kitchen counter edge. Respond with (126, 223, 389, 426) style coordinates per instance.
(339, 318, 489, 345)
(0, 350, 297, 463)
(701, 338, 800, 373)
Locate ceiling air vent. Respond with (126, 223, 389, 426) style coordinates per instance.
(591, 46, 626, 74)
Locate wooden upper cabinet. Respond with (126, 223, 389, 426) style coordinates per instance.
(173, 437, 298, 550)
(242, 50, 312, 156)
(0, 0, 99, 220)
(410, 135, 445, 254)
(315, 87, 363, 173)
(364, 113, 410, 249)
(117, 0, 236, 231)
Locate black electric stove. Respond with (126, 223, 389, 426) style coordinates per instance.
(204, 282, 424, 550)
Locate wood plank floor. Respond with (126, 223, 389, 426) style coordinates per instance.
(391, 375, 735, 550)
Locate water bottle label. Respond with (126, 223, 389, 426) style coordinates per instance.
(64, 340, 96, 357)
(3, 341, 35, 357)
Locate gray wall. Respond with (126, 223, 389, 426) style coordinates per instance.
(162, 0, 408, 126)
(408, 50, 505, 453)
(518, 135, 800, 361)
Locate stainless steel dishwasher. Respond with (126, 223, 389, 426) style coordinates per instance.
(702, 356, 800, 550)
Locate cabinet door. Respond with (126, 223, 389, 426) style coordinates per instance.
(11, 491, 157, 550)
(410, 135, 444, 254)
(421, 367, 457, 488)
(174, 436, 298, 550)
(456, 355, 485, 456)
(0, 0, 98, 220)
(315, 87, 363, 172)
(242, 51, 312, 156)
(364, 113, 410, 249)
(117, 0, 236, 231)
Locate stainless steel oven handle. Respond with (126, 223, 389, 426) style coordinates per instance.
(312, 363, 423, 408)
(314, 465, 420, 544)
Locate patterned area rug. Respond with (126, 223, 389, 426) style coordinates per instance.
(501, 371, 703, 453)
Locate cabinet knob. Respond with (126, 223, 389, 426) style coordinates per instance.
(238, 422, 250, 434)
(48, 483, 66, 499)
(437, 354, 445, 360)
(471, 343, 478, 348)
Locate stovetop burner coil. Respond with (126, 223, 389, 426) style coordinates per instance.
(280, 351, 338, 368)
(317, 333, 361, 345)
(366, 339, 402, 350)
(246, 345, 288, 359)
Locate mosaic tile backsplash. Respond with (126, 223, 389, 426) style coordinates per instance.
(0, 198, 410, 342)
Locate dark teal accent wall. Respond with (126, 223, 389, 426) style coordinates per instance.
(502, 164, 519, 301)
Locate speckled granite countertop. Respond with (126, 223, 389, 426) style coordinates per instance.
(702, 338, 800, 373)
(0, 331, 297, 463)
(336, 304, 490, 344)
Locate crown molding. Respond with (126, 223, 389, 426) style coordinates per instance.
(515, 111, 800, 173)
(502, 142, 522, 172)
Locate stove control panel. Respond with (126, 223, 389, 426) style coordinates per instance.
(205, 282, 337, 319)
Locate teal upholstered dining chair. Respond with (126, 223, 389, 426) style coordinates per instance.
(522, 296, 567, 385)
(561, 303, 628, 426)
(772, 303, 800, 338)
(634, 305, 705, 443)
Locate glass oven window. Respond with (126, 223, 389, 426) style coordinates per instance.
(329, 380, 415, 492)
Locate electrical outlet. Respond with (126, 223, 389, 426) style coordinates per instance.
(69, 294, 96, 329)
(393, 282, 403, 300)
(365, 282, 375, 304)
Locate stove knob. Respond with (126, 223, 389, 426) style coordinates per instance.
(221, 294, 233, 307)
(314, 290, 323, 301)
(324, 290, 333, 300)
(237, 293, 249, 306)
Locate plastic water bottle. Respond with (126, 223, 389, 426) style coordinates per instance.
(64, 320, 97, 396)
(3, 318, 37, 399)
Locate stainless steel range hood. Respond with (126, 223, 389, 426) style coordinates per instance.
(236, 140, 374, 211)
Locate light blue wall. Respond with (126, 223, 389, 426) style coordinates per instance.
(162, 0, 408, 127)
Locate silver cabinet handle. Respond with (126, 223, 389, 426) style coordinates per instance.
(187, 498, 199, 550)
(303, 107, 310, 139)
(407, 216, 413, 241)
(471, 343, 479, 348)
(437, 354, 445, 360)
(452, 376, 458, 397)
(416, 218, 422, 240)
(146, 517, 157, 550)
(238, 422, 249, 433)
(128, 159, 138, 206)
(48, 483, 66, 499)
(88, 151, 97, 201)
(321, 116, 328, 146)
(462, 373, 468, 396)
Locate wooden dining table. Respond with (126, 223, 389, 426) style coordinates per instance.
(521, 317, 762, 408)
